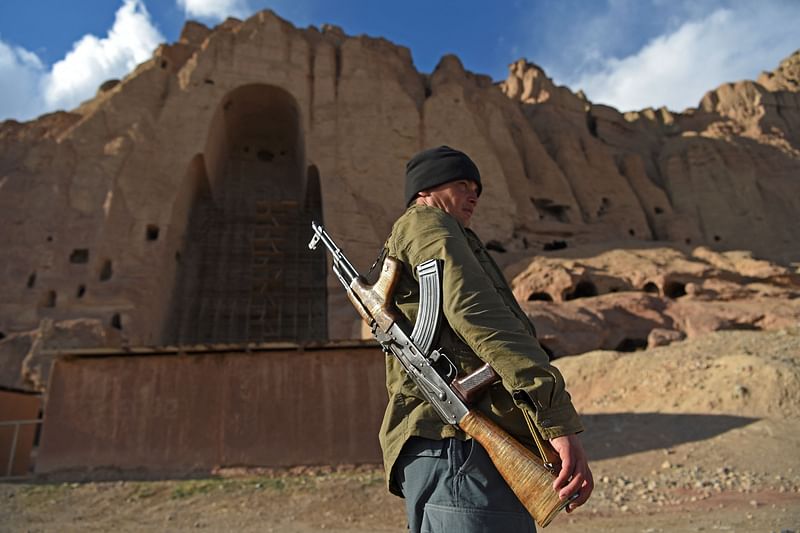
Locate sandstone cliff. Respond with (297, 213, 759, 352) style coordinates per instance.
(0, 11, 798, 390)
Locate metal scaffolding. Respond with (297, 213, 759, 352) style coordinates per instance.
(167, 147, 327, 344)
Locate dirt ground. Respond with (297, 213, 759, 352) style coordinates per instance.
(2, 329, 799, 532)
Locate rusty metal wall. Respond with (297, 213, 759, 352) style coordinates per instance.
(35, 346, 387, 476)
(0, 389, 42, 477)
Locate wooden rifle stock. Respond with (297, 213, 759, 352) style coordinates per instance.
(349, 256, 403, 331)
(459, 410, 570, 528)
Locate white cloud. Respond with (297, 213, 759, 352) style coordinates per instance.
(567, 3, 800, 111)
(42, 0, 164, 113)
(0, 0, 163, 122)
(0, 40, 46, 121)
(177, 0, 251, 21)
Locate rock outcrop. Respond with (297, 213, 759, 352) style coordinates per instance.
(501, 54, 800, 263)
(555, 328, 800, 419)
(507, 244, 800, 357)
(0, 11, 798, 389)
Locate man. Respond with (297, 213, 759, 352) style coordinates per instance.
(378, 146, 592, 532)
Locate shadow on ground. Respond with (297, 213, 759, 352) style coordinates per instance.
(581, 412, 758, 461)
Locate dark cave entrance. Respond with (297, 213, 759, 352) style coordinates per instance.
(165, 84, 327, 344)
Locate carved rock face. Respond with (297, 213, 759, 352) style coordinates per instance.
(0, 11, 798, 367)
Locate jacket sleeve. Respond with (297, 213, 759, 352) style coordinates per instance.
(397, 207, 583, 439)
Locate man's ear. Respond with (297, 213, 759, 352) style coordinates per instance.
(417, 190, 430, 197)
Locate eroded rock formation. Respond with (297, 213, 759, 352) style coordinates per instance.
(507, 244, 800, 357)
(0, 11, 798, 390)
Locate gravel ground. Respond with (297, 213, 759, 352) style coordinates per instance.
(2, 329, 799, 532)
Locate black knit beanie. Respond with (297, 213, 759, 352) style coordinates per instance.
(404, 146, 482, 206)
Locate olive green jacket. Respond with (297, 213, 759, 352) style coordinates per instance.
(379, 204, 584, 496)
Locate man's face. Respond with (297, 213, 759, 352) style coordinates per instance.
(417, 179, 479, 226)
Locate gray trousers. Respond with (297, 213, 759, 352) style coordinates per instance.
(394, 437, 537, 533)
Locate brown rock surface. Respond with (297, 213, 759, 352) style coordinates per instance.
(0, 11, 798, 384)
(555, 328, 800, 419)
(646, 327, 685, 348)
(0, 318, 123, 391)
(509, 244, 800, 357)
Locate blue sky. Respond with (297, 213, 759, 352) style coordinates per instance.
(1, 0, 797, 121)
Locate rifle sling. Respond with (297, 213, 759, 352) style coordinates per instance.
(520, 405, 561, 473)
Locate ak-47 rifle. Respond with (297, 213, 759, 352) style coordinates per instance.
(308, 221, 575, 527)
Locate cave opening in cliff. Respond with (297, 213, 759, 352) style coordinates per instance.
(564, 280, 598, 300)
(99, 260, 113, 281)
(41, 291, 56, 308)
(70, 249, 89, 264)
(615, 337, 648, 352)
(531, 198, 571, 223)
(664, 281, 687, 299)
(642, 282, 659, 294)
(165, 84, 327, 345)
(527, 292, 553, 302)
(146, 225, 160, 241)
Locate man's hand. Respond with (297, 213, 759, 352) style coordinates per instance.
(550, 433, 593, 512)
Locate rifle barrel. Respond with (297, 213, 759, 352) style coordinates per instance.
(310, 221, 359, 284)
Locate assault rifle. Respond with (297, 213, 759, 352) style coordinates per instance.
(308, 221, 574, 527)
